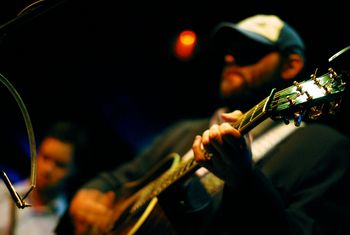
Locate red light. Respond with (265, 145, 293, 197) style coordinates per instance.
(179, 30, 196, 45)
(174, 30, 197, 60)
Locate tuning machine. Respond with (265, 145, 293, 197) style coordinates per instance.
(293, 111, 304, 127)
(328, 99, 342, 115)
(308, 105, 324, 120)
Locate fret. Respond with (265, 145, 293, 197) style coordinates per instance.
(250, 104, 260, 121)
(237, 113, 246, 131)
(147, 156, 199, 202)
(242, 113, 252, 130)
(238, 107, 257, 132)
(234, 97, 270, 133)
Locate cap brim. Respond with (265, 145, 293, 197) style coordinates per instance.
(211, 22, 276, 53)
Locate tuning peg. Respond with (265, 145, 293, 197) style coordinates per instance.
(294, 111, 304, 126)
(293, 81, 302, 92)
(308, 105, 324, 120)
(310, 68, 319, 81)
(270, 115, 290, 125)
(311, 75, 321, 87)
(328, 68, 338, 79)
(287, 96, 296, 105)
(304, 91, 313, 100)
(283, 117, 290, 125)
(328, 99, 342, 115)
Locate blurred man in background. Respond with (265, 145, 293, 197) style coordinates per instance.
(0, 121, 87, 235)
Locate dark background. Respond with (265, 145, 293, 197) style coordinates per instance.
(1, 0, 350, 186)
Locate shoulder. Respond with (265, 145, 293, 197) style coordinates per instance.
(268, 122, 350, 164)
(287, 123, 350, 163)
(261, 123, 350, 184)
(294, 123, 350, 143)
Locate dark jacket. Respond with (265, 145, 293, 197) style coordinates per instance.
(61, 118, 350, 235)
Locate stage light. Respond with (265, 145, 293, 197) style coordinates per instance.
(174, 29, 197, 61)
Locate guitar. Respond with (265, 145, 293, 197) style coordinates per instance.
(98, 63, 349, 235)
(61, 45, 349, 235)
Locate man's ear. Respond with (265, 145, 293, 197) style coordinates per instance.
(281, 53, 304, 80)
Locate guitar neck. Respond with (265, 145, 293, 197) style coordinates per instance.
(131, 155, 200, 213)
(233, 96, 271, 133)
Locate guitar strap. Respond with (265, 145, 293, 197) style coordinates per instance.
(250, 118, 305, 163)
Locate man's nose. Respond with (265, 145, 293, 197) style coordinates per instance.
(224, 54, 236, 64)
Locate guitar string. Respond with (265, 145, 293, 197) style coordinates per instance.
(239, 75, 336, 131)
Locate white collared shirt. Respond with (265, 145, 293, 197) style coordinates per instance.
(0, 179, 67, 235)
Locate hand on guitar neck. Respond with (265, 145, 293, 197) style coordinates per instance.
(192, 110, 253, 188)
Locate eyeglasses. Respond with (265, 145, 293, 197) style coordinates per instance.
(225, 41, 277, 66)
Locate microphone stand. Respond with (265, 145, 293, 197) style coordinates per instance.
(0, 0, 66, 209)
(0, 72, 36, 209)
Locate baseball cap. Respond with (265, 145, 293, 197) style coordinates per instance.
(211, 14, 305, 65)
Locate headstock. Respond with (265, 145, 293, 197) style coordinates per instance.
(268, 61, 348, 126)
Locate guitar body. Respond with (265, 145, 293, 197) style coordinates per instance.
(107, 153, 184, 235)
(110, 197, 177, 235)
(109, 153, 216, 235)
